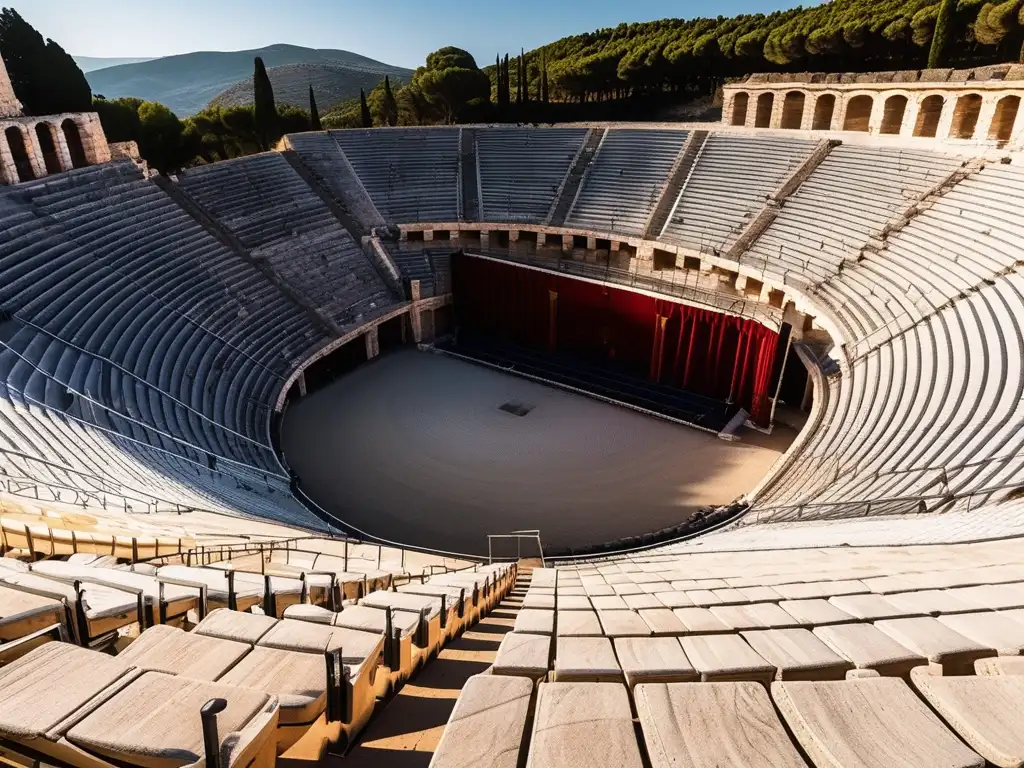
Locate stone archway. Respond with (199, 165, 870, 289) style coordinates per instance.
(812, 94, 836, 130)
(5, 126, 34, 182)
(880, 95, 908, 135)
(731, 92, 749, 126)
(949, 94, 983, 139)
(34, 122, 62, 174)
(61, 119, 88, 169)
(914, 95, 944, 137)
(843, 95, 873, 132)
(780, 91, 806, 129)
(989, 95, 1021, 142)
(754, 92, 774, 128)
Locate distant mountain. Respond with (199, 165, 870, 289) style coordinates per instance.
(209, 62, 408, 113)
(75, 56, 154, 72)
(85, 44, 412, 117)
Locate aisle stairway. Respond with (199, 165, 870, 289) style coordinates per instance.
(336, 563, 535, 767)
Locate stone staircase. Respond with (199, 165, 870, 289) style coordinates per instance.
(546, 128, 605, 227)
(336, 563, 533, 767)
(459, 128, 480, 222)
(642, 129, 708, 240)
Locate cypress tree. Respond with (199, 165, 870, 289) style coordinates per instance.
(541, 52, 550, 104)
(928, 0, 957, 67)
(515, 54, 522, 106)
(382, 76, 398, 126)
(360, 88, 373, 128)
(519, 49, 528, 105)
(502, 54, 510, 107)
(253, 56, 280, 150)
(308, 85, 322, 131)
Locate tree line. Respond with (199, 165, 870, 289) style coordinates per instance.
(1, 0, 1020, 173)
(502, 0, 1023, 106)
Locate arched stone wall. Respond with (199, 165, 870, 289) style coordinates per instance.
(811, 94, 837, 130)
(990, 95, 1021, 141)
(913, 94, 945, 137)
(842, 95, 874, 132)
(34, 122, 62, 175)
(880, 95, 908, 134)
(754, 93, 774, 128)
(780, 91, 806, 129)
(4, 125, 34, 183)
(0, 113, 111, 185)
(949, 93, 984, 139)
(62, 119, 89, 169)
(722, 79, 1024, 143)
(730, 92, 749, 126)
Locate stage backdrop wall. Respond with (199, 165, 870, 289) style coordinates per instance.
(451, 254, 780, 426)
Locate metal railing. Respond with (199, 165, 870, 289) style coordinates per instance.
(747, 480, 1024, 525)
(487, 530, 545, 565)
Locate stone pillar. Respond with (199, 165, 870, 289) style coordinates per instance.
(0, 129, 19, 184)
(901, 96, 922, 137)
(975, 95, 1000, 141)
(423, 229, 435, 241)
(24, 125, 48, 180)
(78, 114, 110, 164)
(935, 98, 958, 140)
(834, 94, 850, 131)
(365, 327, 380, 360)
(744, 92, 759, 128)
(399, 229, 409, 242)
(867, 96, 885, 135)
(509, 230, 520, 242)
(610, 240, 620, 254)
(537, 232, 548, 246)
(735, 274, 748, 292)
(52, 121, 74, 171)
(768, 93, 786, 129)
(586, 236, 597, 250)
(561, 234, 574, 251)
(297, 371, 307, 397)
(480, 230, 490, 247)
(799, 94, 815, 130)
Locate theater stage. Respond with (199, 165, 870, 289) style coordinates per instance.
(282, 349, 791, 556)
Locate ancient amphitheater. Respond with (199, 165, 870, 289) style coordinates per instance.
(3, 53, 1024, 767)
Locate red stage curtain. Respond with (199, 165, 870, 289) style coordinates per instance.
(451, 254, 780, 426)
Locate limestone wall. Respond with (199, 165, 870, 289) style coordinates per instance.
(0, 55, 22, 118)
(724, 65, 1024, 144)
(0, 112, 111, 185)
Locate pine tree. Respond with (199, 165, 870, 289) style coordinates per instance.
(360, 88, 373, 128)
(382, 76, 398, 126)
(928, 0, 957, 67)
(308, 85, 322, 131)
(253, 56, 280, 150)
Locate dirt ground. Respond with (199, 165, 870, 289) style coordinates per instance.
(282, 349, 793, 557)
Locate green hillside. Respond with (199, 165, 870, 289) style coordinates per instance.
(208, 62, 409, 112)
(86, 43, 411, 116)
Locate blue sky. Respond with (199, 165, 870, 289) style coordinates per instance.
(19, 0, 804, 69)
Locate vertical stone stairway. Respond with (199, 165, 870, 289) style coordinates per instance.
(335, 564, 535, 767)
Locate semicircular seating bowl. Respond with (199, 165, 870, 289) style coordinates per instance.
(0, 127, 1021, 539)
